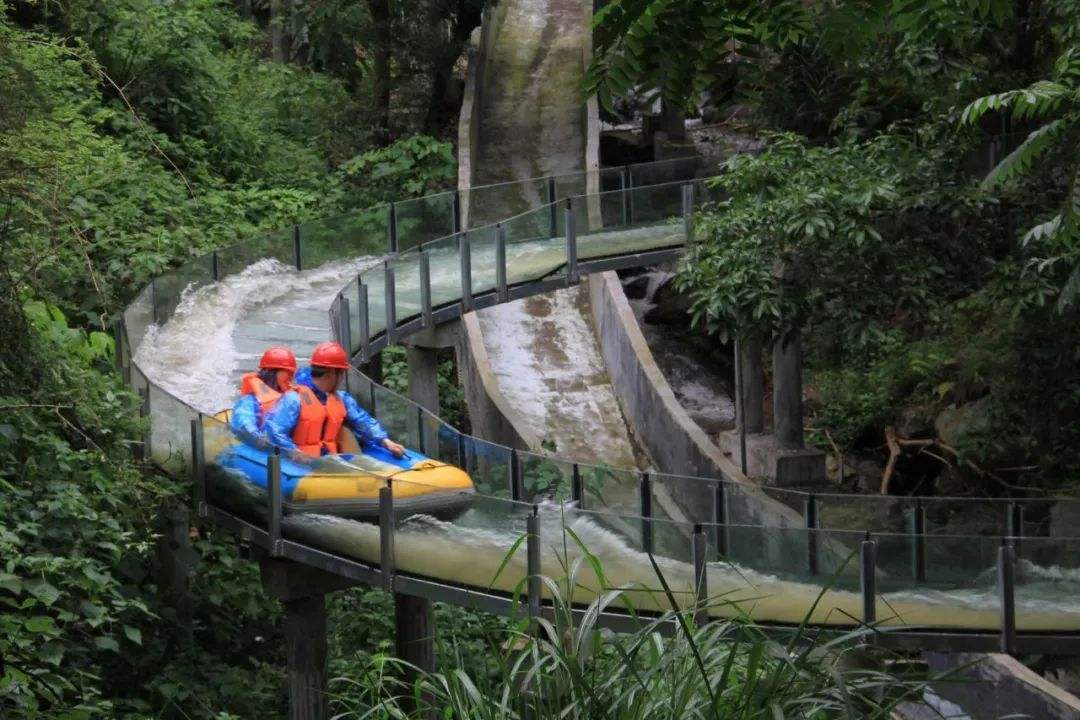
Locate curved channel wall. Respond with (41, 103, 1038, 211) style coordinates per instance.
(117, 156, 1080, 652)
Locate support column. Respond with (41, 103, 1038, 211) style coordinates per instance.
(283, 594, 328, 720)
(737, 340, 765, 434)
(401, 345, 438, 699)
(773, 330, 804, 450)
(261, 558, 361, 720)
(407, 346, 440, 415)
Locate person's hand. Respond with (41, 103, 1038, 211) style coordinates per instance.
(382, 438, 406, 458)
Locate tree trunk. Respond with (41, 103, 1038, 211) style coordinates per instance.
(369, 0, 392, 144)
(270, 0, 291, 62)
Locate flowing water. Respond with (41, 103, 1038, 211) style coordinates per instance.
(131, 249, 1080, 633)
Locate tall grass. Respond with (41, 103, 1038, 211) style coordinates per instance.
(329, 537, 934, 719)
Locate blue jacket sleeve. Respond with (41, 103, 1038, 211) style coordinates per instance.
(230, 395, 263, 444)
(263, 392, 302, 453)
(340, 391, 389, 445)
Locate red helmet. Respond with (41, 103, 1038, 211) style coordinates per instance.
(310, 341, 350, 369)
(259, 346, 297, 372)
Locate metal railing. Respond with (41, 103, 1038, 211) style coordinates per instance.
(116, 153, 1080, 651)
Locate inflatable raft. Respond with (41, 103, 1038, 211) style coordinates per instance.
(210, 413, 475, 520)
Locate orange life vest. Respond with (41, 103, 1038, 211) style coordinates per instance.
(239, 372, 283, 422)
(291, 384, 347, 457)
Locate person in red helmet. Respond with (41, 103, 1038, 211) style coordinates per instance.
(230, 346, 297, 446)
(264, 341, 406, 459)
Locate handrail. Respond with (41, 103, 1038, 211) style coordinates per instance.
(117, 154, 1080, 649)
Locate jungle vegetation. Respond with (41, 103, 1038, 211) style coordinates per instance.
(2, 0, 1077, 717)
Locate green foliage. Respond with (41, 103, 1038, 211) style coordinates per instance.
(677, 132, 988, 357)
(962, 45, 1080, 313)
(336, 135, 457, 207)
(330, 549, 929, 719)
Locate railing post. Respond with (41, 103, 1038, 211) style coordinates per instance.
(682, 183, 695, 244)
(293, 224, 302, 271)
(495, 223, 508, 303)
(384, 264, 396, 346)
(527, 507, 541, 627)
(420, 252, 433, 329)
(565, 198, 578, 285)
(627, 166, 635, 224)
(452, 190, 462, 234)
(692, 525, 708, 627)
(546, 176, 557, 238)
(268, 450, 283, 557)
(388, 202, 398, 255)
(459, 232, 473, 313)
(211, 250, 220, 282)
(112, 317, 125, 375)
(380, 482, 395, 592)
(639, 472, 654, 554)
(621, 167, 631, 226)
(1008, 501, 1024, 557)
(805, 494, 819, 575)
(860, 535, 877, 637)
(733, 338, 748, 475)
(510, 449, 524, 502)
(911, 500, 927, 581)
(571, 463, 583, 505)
(357, 280, 370, 362)
(190, 416, 207, 518)
(138, 385, 151, 461)
(712, 482, 729, 559)
(457, 432, 467, 469)
(338, 294, 352, 353)
(998, 540, 1017, 655)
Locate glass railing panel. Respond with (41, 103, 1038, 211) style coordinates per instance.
(703, 524, 851, 624)
(299, 208, 390, 270)
(215, 229, 295, 278)
(338, 276, 361, 355)
(578, 463, 641, 516)
(503, 205, 568, 286)
(395, 192, 456, 253)
(465, 178, 550, 228)
(147, 381, 197, 474)
(650, 473, 717, 527)
(517, 450, 574, 503)
(390, 250, 423, 327)
(151, 254, 214, 324)
(1015, 536, 1080, 631)
(123, 284, 156, 354)
(568, 507, 696, 610)
(466, 224, 499, 298)
(626, 180, 687, 229)
(423, 233, 465, 309)
(577, 186, 685, 259)
(815, 493, 913, 534)
(461, 436, 513, 499)
(371, 384, 410, 445)
(921, 497, 1009, 536)
(345, 367, 375, 413)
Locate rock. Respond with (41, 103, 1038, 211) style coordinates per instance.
(642, 275, 693, 326)
(621, 274, 652, 300)
(896, 404, 935, 439)
(854, 459, 884, 494)
(934, 397, 991, 449)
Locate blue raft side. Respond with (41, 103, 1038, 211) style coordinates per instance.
(215, 441, 430, 500)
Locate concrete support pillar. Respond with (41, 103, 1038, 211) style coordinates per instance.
(737, 340, 765, 434)
(402, 344, 437, 710)
(660, 98, 687, 142)
(283, 594, 328, 720)
(772, 330, 805, 450)
(407, 345, 440, 414)
(395, 592, 436, 688)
